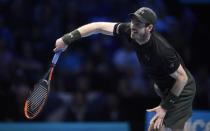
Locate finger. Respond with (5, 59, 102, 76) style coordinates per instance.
(156, 118, 162, 129)
(154, 118, 161, 130)
(53, 48, 57, 52)
(147, 106, 158, 112)
(54, 47, 64, 52)
(53, 48, 61, 52)
(156, 118, 164, 130)
(150, 114, 158, 125)
(158, 118, 163, 129)
(156, 118, 163, 129)
(148, 122, 155, 131)
(153, 118, 158, 129)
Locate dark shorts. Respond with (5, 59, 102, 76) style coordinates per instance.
(163, 78, 196, 129)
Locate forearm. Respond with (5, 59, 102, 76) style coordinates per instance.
(78, 22, 116, 37)
(54, 22, 117, 51)
(170, 76, 188, 96)
(160, 77, 188, 110)
(61, 22, 116, 45)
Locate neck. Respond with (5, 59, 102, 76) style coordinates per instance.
(136, 32, 151, 45)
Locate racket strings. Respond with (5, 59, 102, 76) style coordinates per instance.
(27, 94, 46, 116)
(26, 80, 49, 116)
(30, 82, 48, 102)
(30, 82, 48, 101)
(29, 87, 47, 110)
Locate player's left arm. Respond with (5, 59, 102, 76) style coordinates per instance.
(169, 64, 188, 96)
(160, 48, 188, 100)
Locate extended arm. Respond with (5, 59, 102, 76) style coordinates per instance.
(54, 22, 117, 52)
(78, 22, 116, 37)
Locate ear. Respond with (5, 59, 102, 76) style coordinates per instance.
(146, 24, 153, 32)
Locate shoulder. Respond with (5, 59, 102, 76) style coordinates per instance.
(114, 22, 131, 36)
(116, 22, 130, 29)
(152, 32, 176, 56)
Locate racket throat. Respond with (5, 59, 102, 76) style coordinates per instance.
(48, 67, 54, 81)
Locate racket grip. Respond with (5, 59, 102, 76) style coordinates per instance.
(52, 51, 62, 65)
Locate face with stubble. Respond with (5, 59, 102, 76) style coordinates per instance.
(130, 18, 153, 45)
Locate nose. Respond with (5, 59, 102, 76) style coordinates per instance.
(130, 24, 134, 29)
(131, 23, 137, 30)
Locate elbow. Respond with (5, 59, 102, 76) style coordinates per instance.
(91, 22, 110, 34)
(78, 22, 101, 37)
(179, 74, 188, 86)
(91, 22, 102, 33)
(183, 74, 188, 85)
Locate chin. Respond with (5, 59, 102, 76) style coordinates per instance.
(130, 35, 134, 39)
(130, 33, 136, 39)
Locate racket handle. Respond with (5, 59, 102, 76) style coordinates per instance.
(52, 51, 62, 65)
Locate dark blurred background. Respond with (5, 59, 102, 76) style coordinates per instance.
(0, 0, 210, 130)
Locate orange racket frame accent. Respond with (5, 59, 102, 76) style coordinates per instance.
(24, 67, 54, 119)
(24, 94, 48, 119)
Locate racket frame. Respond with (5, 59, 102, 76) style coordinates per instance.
(24, 51, 61, 119)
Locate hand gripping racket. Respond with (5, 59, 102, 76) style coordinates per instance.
(24, 51, 62, 119)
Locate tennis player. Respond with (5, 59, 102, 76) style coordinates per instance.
(54, 7, 196, 131)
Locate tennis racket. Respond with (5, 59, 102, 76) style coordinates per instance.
(24, 51, 62, 119)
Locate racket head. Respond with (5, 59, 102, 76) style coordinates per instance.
(24, 51, 61, 119)
(24, 79, 50, 119)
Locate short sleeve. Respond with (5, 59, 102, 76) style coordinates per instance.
(162, 49, 180, 75)
(113, 22, 131, 37)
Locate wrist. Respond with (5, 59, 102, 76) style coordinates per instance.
(160, 105, 167, 112)
(61, 29, 81, 45)
(160, 91, 178, 110)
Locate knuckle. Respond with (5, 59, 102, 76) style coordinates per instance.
(56, 39, 60, 43)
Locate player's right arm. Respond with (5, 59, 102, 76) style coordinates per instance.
(78, 22, 117, 36)
(54, 22, 117, 52)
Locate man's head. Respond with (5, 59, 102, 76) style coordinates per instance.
(129, 7, 157, 44)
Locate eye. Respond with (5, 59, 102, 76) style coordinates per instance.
(131, 20, 145, 28)
(135, 23, 141, 26)
(131, 22, 138, 26)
